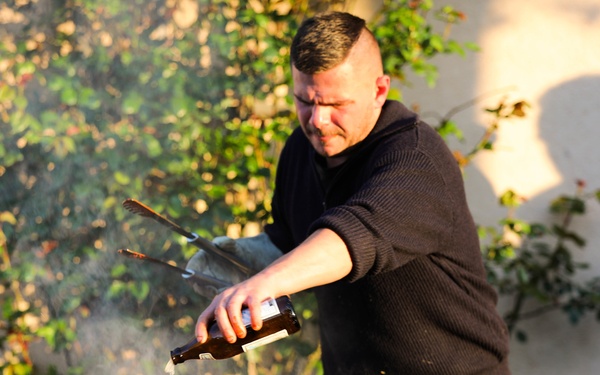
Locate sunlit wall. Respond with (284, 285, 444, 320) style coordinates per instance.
(355, 0, 600, 373)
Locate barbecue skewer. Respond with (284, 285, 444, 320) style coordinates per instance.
(122, 198, 255, 275)
(117, 248, 232, 288)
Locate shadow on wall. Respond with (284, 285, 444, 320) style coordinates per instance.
(526, 75, 600, 228)
(468, 76, 600, 228)
(477, 76, 600, 375)
(538, 76, 600, 188)
(506, 77, 600, 375)
(556, 1, 600, 25)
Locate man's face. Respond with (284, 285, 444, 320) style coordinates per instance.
(291, 41, 389, 167)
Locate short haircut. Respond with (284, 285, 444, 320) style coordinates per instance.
(291, 12, 367, 74)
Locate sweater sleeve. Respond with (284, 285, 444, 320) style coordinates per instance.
(310, 135, 458, 282)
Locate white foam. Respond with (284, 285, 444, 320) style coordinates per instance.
(164, 358, 175, 375)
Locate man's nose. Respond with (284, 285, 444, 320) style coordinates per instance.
(311, 105, 331, 128)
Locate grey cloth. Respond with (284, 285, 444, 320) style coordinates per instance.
(185, 232, 283, 298)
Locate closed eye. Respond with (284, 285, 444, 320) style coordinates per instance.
(294, 94, 313, 106)
(293, 94, 352, 108)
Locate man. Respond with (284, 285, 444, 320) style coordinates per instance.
(190, 11, 510, 374)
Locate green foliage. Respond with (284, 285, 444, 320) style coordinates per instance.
(426, 92, 600, 342)
(480, 183, 600, 342)
(434, 95, 530, 168)
(1, 0, 598, 373)
(1, 212, 35, 374)
(1, 0, 303, 372)
(371, 0, 478, 87)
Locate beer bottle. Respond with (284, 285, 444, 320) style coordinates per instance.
(167, 295, 301, 368)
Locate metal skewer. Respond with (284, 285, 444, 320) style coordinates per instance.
(122, 198, 255, 275)
(117, 248, 232, 288)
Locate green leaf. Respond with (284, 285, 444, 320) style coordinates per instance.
(11, 362, 33, 374)
(103, 196, 118, 210)
(36, 325, 58, 349)
(0, 84, 15, 101)
(121, 50, 133, 65)
(0, 211, 17, 225)
(502, 218, 531, 235)
(464, 42, 481, 52)
(17, 61, 36, 75)
(48, 76, 66, 91)
(114, 171, 131, 185)
(13, 94, 28, 109)
(143, 135, 163, 158)
(122, 92, 144, 115)
(529, 223, 547, 237)
(552, 225, 586, 247)
(436, 120, 463, 141)
(550, 196, 585, 215)
(130, 280, 150, 302)
(107, 280, 126, 299)
(499, 190, 522, 208)
(517, 266, 529, 284)
(387, 87, 402, 101)
(2, 298, 14, 320)
(171, 96, 191, 118)
(79, 87, 101, 109)
(40, 109, 60, 125)
(446, 40, 465, 56)
(61, 87, 78, 106)
(55, 136, 77, 157)
(429, 35, 444, 52)
(111, 263, 127, 277)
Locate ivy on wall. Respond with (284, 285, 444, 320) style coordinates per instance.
(1, 0, 599, 373)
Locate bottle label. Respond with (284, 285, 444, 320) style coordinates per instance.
(197, 353, 215, 360)
(241, 298, 281, 327)
(241, 329, 289, 352)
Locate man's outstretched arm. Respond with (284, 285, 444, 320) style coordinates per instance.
(194, 227, 353, 344)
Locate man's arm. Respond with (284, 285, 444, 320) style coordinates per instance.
(194, 227, 352, 344)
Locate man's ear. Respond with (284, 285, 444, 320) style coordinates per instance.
(374, 75, 391, 107)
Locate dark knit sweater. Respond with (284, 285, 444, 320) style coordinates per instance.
(264, 101, 510, 374)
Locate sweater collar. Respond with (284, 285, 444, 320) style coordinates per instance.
(369, 100, 419, 140)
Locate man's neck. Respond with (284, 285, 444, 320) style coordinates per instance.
(326, 156, 348, 169)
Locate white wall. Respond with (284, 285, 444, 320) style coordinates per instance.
(352, 0, 600, 373)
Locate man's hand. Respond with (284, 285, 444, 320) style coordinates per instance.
(194, 228, 353, 344)
(185, 233, 283, 299)
(195, 277, 275, 344)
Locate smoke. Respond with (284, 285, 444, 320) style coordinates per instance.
(1, 0, 314, 373)
(24, 221, 225, 374)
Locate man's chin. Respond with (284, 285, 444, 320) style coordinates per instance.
(311, 142, 339, 157)
(321, 148, 343, 159)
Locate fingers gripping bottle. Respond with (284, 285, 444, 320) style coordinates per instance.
(165, 296, 301, 372)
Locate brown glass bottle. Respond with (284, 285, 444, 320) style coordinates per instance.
(169, 295, 301, 364)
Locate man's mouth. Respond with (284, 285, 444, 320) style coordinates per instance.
(310, 128, 339, 139)
(314, 133, 336, 144)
